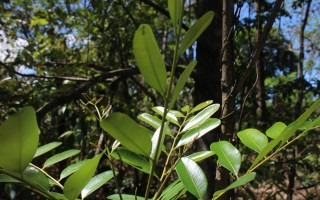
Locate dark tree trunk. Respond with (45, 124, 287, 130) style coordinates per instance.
(194, 0, 222, 199)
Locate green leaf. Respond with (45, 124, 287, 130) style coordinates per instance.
(168, 0, 183, 28)
(213, 172, 256, 199)
(23, 166, 50, 191)
(152, 106, 179, 125)
(107, 194, 145, 200)
(178, 11, 214, 55)
(169, 61, 197, 109)
(279, 99, 320, 147)
(190, 100, 213, 114)
(133, 24, 167, 95)
(160, 180, 187, 200)
(187, 151, 215, 162)
(81, 170, 115, 199)
(138, 113, 162, 129)
(210, 141, 241, 175)
(175, 157, 207, 199)
(266, 122, 287, 139)
(34, 142, 62, 158)
(111, 148, 153, 176)
(237, 129, 268, 153)
(30, 16, 48, 27)
(43, 149, 80, 168)
(100, 113, 152, 156)
(0, 174, 19, 182)
(64, 153, 102, 200)
(51, 192, 69, 200)
(59, 160, 89, 180)
(182, 104, 220, 132)
(0, 106, 39, 172)
(177, 118, 220, 147)
(150, 127, 165, 162)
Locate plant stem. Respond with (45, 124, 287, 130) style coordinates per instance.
(30, 163, 64, 190)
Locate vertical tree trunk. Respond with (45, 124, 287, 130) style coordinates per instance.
(194, 0, 222, 199)
(288, 1, 312, 200)
(255, 0, 268, 129)
(219, 0, 235, 199)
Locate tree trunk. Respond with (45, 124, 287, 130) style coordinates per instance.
(194, 0, 222, 199)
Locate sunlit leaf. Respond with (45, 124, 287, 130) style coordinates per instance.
(34, 142, 62, 158)
(152, 106, 179, 125)
(43, 149, 80, 168)
(133, 24, 167, 95)
(138, 113, 162, 129)
(0, 107, 39, 172)
(266, 122, 287, 139)
(213, 172, 256, 199)
(179, 11, 214, 55)
(210, 141, 241, 175)
(182, 104, 220, 132)
(187, 151, 215, 162)
(177, 118, 220, 147)
(100, 113, 152, 156)
(237, 129, 268, 153)
(175, 157, 207, 199)
(190, 100, 213, 114)
(64, 153, 102, 200)
(150, 127, 165, 162)
(81, 170, 115, 199)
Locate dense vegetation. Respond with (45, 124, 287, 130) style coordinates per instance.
(0, 0, 319, 199)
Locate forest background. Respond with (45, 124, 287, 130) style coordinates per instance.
(0, 0, 319, 199)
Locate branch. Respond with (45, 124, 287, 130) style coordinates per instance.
(36, 67, 138, 119)
(233, 0, 284, 95)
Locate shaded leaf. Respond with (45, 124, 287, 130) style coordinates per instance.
(190, 100, 213, 114)
(182, 104, 220, 132)
(177, 118, 220, 147)
(107, 194, 145, 200)
(169, 61, 197, 109)
(81, 171, 115, 199)
(23, 166, 50, 191)
(160, 180, 186, 200)
(210, 141, 241, 175)
(176, 157, 207, 199)
(59, 160, 89, 180)
(43, 149, 80, 168)
(168, 0, 183, 33)
(133, 24, 167, 95)
(0, 107, 39, 172)
(213, 172, 256, 199)
(64, 154, 102, 200)
(179, 11, 214, 55)
(100, 113, 152, 156)
(237, 129, 268, 153)
(34, 142, 62, 158)
(111, 148, 153, 176)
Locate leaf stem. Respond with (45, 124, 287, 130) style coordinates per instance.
(30, 163, 64, 190)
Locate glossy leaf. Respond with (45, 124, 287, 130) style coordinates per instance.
(210, 141, 241, 175)
(64, 153, 102, 200)
(170, 61, 197, 109)
(152, 106, 179, 125)
(150, 127, 165, 162)
(100, 112, 152, 156)
(213, 172, 256, 199)
(59, 160, 89, 180)
(160, 180, 186, 200)
(190, 100, 213, 114)
(266, 122, 287, 139)
(168, 0, 183, 29)
(107, 194, 145, 200)
(175, 157, 207, 199)
(138, 113, 162, 129)
(0, 106, 39, 172)
(182, 104, 220, 132)
(179, 11, 214, 55)
(237, 129, 268, 153)
(43, 149, 80, 168)
(111, 148, 152, 176)
(34, 142, 62, 158)
(177, 118, 220, 147)
(23, 166, 50, 191)
(187, 151, 215, 162)
(81, 170, 115, 199)
(133, 24, 167, 95)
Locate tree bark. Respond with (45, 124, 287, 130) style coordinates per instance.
(194, 0, 222, 199)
